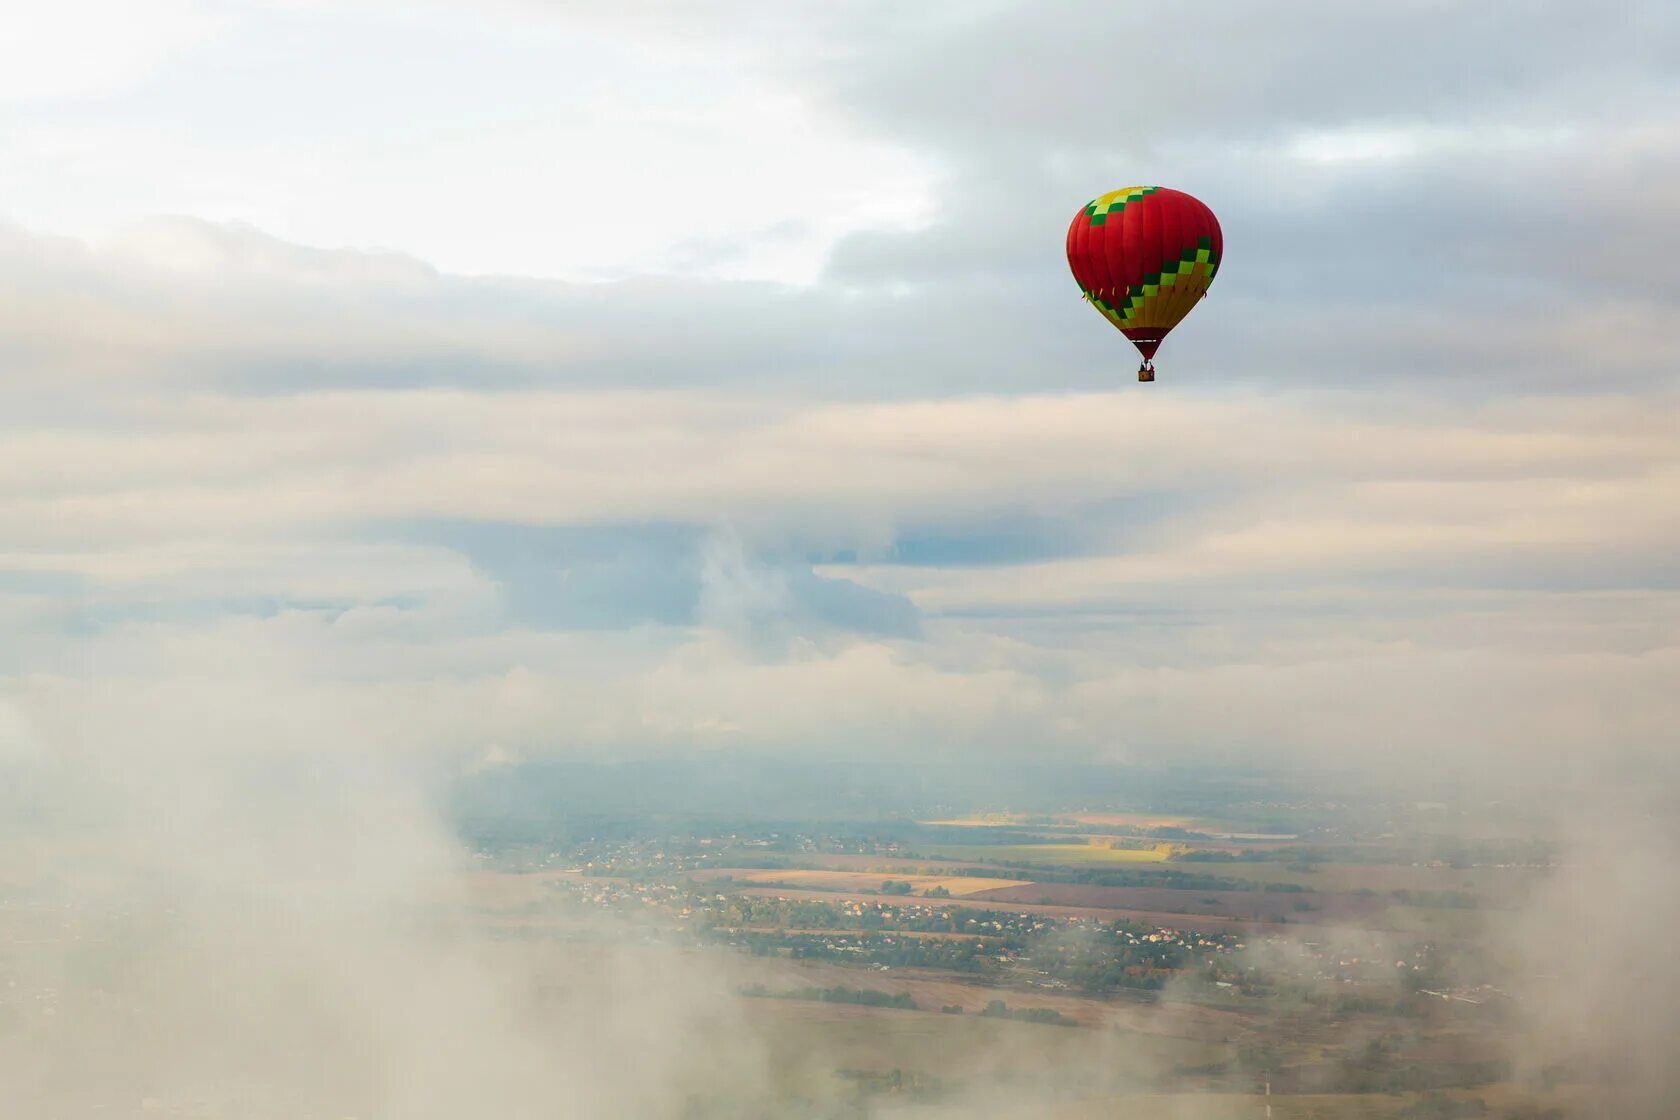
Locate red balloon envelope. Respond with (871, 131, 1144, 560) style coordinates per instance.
(1066, 186, 1222, 379)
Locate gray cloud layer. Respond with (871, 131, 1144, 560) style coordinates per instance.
(2, 0, 1677, 779)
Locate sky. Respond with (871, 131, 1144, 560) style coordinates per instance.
(2, 0, 1678, 781)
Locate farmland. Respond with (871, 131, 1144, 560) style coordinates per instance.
(1203, 859, 1546, 902)
(963, 882, 1388, 923)
(435, 765, 1604, 1118)
(913, 841, 1179, 865)
(690, 867, 1033, 896)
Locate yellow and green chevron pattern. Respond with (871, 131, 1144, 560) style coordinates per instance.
(1087, 236, 1219, 331)
(1082, 185, 1159, 226)
(1068, 183, 1223, 360)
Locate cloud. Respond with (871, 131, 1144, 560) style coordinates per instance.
(0, 682, 781, 1118)
(0, 1, 1676, 778)
(1502, 797, 1680, 1116)
(815, 2, 1679, 152)
(401, 521, 919, 640)
(807, 2, 1680, 391)
(0, 2, 936, 283)
(0, 0, 218, 102)
(0, 220, 1674, 768)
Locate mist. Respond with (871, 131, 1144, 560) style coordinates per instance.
(1500, 796, 1680, 1118)
(0, 697, 778, 1119)
(6, 661, 1679, 1118)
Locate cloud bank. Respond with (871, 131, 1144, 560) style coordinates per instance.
(1, 0, 1675, 776)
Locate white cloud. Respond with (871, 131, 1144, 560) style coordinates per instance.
(1284, 122, 1579, 165)
(0, 0, 217, 102)
(0, 4, 934, 283)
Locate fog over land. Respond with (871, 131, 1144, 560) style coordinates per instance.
(1, 710, 768, 1117)
(6, 688, 1677, 1116)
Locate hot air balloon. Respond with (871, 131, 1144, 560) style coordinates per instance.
(1066, 186, 1222, 382)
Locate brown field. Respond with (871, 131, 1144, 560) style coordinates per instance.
(692, 867, 1032, 896)
(742, 999, 1237, 1095)
(741, 955, 1262, 1041)
(758, 849, 1294, 882)
(795, 852, 1004, 874)
(923, 811, 1260, 834)
(915, 841, 1180, 865)
(734, 860, 1500, 927)
(741, 958, 1104, 1027)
